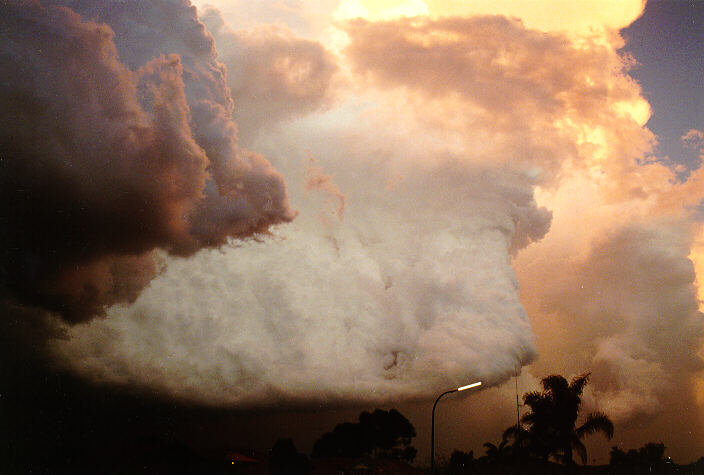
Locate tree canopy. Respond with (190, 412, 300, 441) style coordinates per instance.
(269, 438, 309, 475)
(311, 408, 417, 462)
(504, 373, 614, 465)
(610, 442, 669, 470)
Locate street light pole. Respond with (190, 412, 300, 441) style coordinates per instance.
(430, 381, 481, 474)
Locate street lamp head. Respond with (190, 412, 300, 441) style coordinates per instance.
(457, 381, 482, 391)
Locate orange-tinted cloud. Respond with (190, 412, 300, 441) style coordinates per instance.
(200, 7, 339, 141)
(305, 157, 346, 221)
(343, 15, 652, 184)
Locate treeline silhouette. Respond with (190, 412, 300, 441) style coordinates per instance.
(11, 370, 704, 474)
(436, 373, 700, 474)
(268, 408, 420, 474)
(265, 372, 701, 474)
(433, 373, 615, 473)
(311, 408, 417, 462)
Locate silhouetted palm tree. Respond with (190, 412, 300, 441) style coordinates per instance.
(507, 373, 613, 465)
(501, 424, 531, 461)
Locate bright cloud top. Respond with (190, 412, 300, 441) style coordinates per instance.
(334, 0, 645, 38)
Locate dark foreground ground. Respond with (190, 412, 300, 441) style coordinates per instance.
(438, 460, 704, 475)
(4, 452, 704, 475)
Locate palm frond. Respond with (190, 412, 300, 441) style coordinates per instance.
(502, 425, 522, 440)
(522, 391, 543, 405)
(569, 373, 591, 396)
(576, 412, 614, 440)
(542, 375, 569, 394)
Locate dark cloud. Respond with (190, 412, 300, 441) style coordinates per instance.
(0, 0, 294, 322)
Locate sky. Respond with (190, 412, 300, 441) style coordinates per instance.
(622, 0, 704, 175)
(1, 0, 704, 469)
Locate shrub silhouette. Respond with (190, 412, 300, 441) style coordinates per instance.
(269, 438, 309, 475)
(311, 408, 417, 462)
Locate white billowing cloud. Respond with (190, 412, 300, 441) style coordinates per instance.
(190, 0, 342, 39)
(52, 134, 549, 404)
(45, 5, 573, 403)
(592, 337, 667, 422)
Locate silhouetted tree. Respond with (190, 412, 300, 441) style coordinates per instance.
(447, 449, 474, 473)
(638, 442, 666, 466)
(502, 424, 533, 462)
(511, 373, 614, 465)
(312, 422, 366, 458)
(609, 446, 629, 467)
(269, 438, 309, 475)
(482, 439, 511, 463)
(610, 442, 667, 471)
(311, 408, 417, 462)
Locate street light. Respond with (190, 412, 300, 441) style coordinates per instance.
(430, 381, 482, 473)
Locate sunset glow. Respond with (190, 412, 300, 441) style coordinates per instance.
(337, 0, 646, 36)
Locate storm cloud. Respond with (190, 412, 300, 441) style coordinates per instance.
(0, 0, 293, 322)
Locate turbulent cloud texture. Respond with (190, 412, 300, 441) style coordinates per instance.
(0, 0, 293, 321)
(52, 150, 549, 404)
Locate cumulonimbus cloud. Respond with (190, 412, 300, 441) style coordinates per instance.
(535, 221, 704, 421)
(9, 2, 704, 440)
(43, 6, 562, 408)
